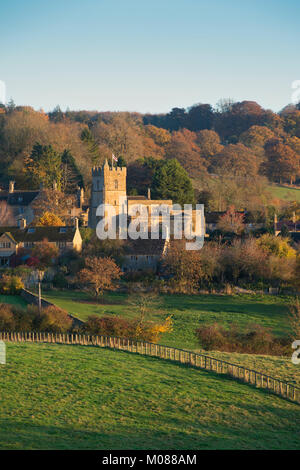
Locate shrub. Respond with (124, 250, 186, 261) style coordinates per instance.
(83, 314, 173, 343)
(195, 322, 289, 355)
(134, 316, 173, 343)
(83, 315, 134, 337)
(36, 305, 73, 333)
(13, 305, 37, 331)
(0, 274, 24, 294)
(53, 272, 68, 288)
(0, 304, 15, 331)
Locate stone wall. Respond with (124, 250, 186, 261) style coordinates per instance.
(20, 288, 83, 326)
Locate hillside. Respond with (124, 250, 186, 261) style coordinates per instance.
(267, 184, 300, 202)
(1, 342, 299, 450)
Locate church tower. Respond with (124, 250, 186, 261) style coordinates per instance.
(89, 160, 127, 228)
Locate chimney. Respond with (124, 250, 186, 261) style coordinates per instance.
(18, 218, 26, 229)
(147, 188, 151, 200)
(74, 217, 79, 230)
(9, 181, 15, 193)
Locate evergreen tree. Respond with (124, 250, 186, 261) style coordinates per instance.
(81, 127, 100, 164)
(25, 143, 62, 189)
(61, 149, 84, 193)
(151, 159, 195, 206)
(117, 155, 127, 167)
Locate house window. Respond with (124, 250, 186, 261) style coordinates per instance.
(24, 242, 34, 248)
(28, 228, 35, 233)
(0, 242, 11, 248)
(59, 227, 67, 233)
(57, 241, 66, 248)
(130, 255, 138, 261)
(114, 180, 118, 189)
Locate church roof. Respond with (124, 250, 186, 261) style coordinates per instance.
(127, 195, 147, 200)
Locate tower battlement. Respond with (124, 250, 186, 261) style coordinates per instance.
(92, 164, 126, 176)
(92, 167, 102, 176)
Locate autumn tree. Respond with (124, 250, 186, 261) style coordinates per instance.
(92, 113, 147, 163)
(256, 234, 296, 259)
(83, 237, 125, 265)
(31, 239, 59, 269)
(211, 143, 258, 178)
(196, 129, 223, 159)
(162, 240, 202, 292)
(282, 109, 300, 138)
(31, 188, 76, 221)
(240, 125, 276, 161)
(262, 139, 300, 183)
(186, 104, 214, 131)
(78, 256, 122, 298)
(217, 206, 245, 235)
(145, 125, 171, 146)
(166, 129, 207, 178)
(214, 100, 265, 142)
(36, 211, 65, 226)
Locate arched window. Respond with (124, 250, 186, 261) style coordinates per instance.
(114, 180, 118, 189)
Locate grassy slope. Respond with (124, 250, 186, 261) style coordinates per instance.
(0, 342, 299, 450)
(267, 184, 300, 202)
(44, 290, 292, 348)
(43, 290, 300, 386)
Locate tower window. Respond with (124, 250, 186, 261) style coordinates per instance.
(114, 180, 118, 189)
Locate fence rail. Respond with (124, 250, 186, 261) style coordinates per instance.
(1, 330, 299, 405)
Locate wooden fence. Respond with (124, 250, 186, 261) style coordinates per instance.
(1, 330, 299, 405)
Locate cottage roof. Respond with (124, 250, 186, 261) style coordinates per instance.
(0, 226, 78, 243)
(0, 190, 39, 206)
(124, 237, 167, 255)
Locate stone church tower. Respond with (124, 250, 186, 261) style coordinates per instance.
(89, 159, 127, 228)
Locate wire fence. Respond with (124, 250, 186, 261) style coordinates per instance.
(1, 330, 299, 405)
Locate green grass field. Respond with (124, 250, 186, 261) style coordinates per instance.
(42, 290, 300, 385)
(43, 290, 292, 349)
(267, 184, 300, 202)
(0, 342, 299, 450)
(0, 294, 27, 308)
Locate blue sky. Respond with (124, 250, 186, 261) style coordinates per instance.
(1, 0, 299, 113)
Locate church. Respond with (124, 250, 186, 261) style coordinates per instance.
(88, 159, 173, 230)
(88, 160, 205, 272)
